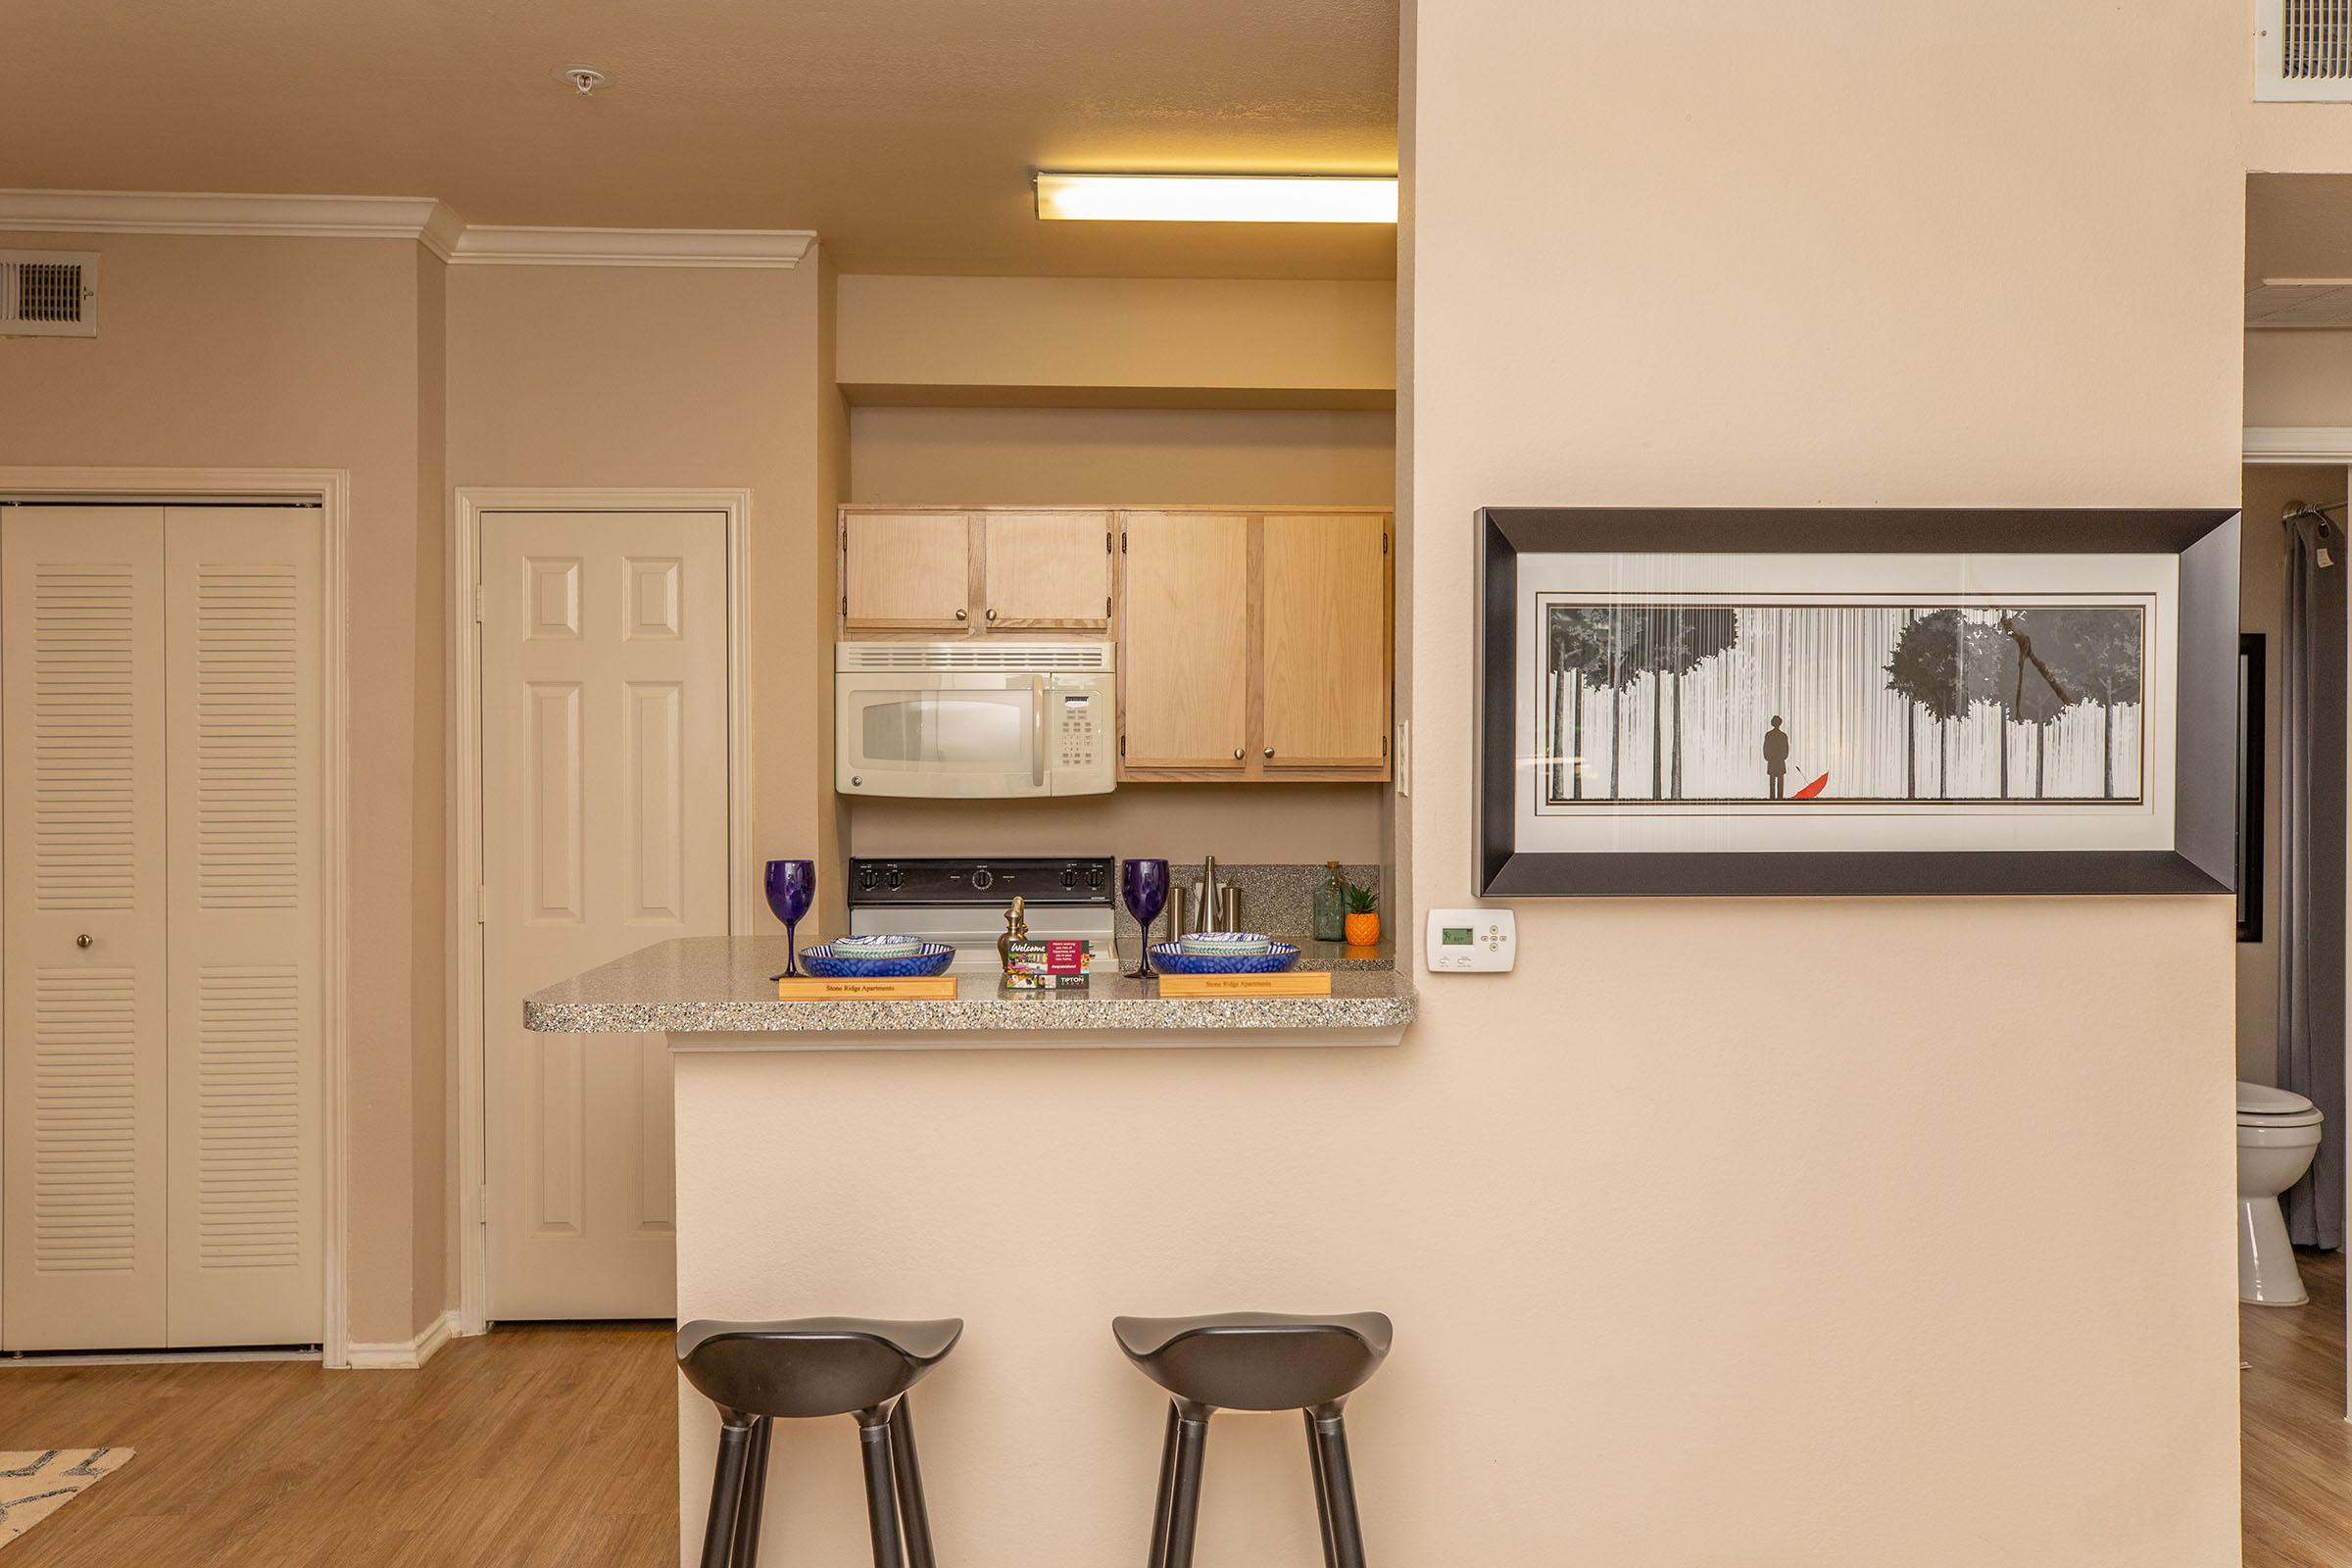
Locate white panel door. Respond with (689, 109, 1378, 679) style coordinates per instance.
(162, 507, 323, 1347)
(482, 512, 728, 1319)
(2, 507, 171, 1350)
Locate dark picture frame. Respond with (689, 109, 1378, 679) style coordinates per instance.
(2238, 632, 2265, 942)
(1477, 508, 2242, 897)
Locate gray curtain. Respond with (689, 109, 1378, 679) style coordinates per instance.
(2280, 510, 2346, 1250)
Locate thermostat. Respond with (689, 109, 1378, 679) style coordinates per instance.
(1425, 908, 1515, 972)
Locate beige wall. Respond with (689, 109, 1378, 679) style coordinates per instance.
(837, 274, 1396, 407)
(843, 404, 1396, 873)
(1399, 0, 2243, 1557)
(2247, 331, 2352, 427)
(0, 231, 447, 1345)
(443, 254, 842, 928)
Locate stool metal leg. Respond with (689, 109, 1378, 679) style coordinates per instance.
(701, 1417, 755, 1568)
(1162, 1407, 1212, 1568)
(1303, 1409, 1340, 1568)
(1310, 1411, 1367, 1568)
(1147, 1402, 1181, 1568)
(889, 1396, 938, 1568)
(730, 1416, 772, 1567)
(858, 1408, 908, 1568)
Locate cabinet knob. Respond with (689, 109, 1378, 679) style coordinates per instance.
(986, 608, 998, 621)
(1233, 748, 1244, 760)
(955, 609, 967, 621)
(75, 933, 93, 949)
(1263, 747, 1275, 759)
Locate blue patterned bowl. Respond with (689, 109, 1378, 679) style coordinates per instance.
(1179, 930, 1274, 956)
(798, 942, 956, 978)
(830, 934, 925, 958)
(1149, 941, 1300, 975)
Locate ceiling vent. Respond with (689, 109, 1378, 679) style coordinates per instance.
(2258, 0, 2352, 100)
(0, 251, 98, 338)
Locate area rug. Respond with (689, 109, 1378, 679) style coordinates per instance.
(0, 1450, 132, 1549)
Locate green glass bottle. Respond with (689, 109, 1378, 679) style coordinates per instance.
(1312, 861, 1347, 943)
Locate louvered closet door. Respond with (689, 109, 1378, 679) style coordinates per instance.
(1, 507, 170, 1350)
(162, 507, 322, 1347)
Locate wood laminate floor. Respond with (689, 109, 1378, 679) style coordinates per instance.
(2244, 1249, 2352, 1567)
(0, 1322, 675, 1566)
(2, 1282, 2347, 1565)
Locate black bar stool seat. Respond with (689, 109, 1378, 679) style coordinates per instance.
(678, 1316, 962, 1568)
(678, 1316, 962, 1418)
(1114, 1311, 1392, 1568)
(1112, 1311, 1392, 1412)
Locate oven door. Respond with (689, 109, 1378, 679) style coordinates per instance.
(835, 672, 1052, 798)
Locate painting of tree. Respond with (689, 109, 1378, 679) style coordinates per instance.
(1546, 608, 1616, 800)
(1988, 611, 2082, 798)
(2037, 609, 2144, 798)
(1883, 609, 2002, 797)
(1637, 606, 1740, 799)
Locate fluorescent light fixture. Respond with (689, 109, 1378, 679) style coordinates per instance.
(1034, 172, 1397, 224)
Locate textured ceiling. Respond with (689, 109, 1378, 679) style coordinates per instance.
(0, 0, 1399, 278)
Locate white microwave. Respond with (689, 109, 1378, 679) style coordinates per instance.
(835, 642, 1117, 798)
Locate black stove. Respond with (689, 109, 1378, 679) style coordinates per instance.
(848, 857, 1115, 907)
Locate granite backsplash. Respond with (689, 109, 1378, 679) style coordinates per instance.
(1113, 862, 1388, 967)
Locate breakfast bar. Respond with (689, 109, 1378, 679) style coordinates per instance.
(523, 934, 1418, 1565)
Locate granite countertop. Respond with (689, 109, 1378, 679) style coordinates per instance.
(522, 937, 1417, 1044)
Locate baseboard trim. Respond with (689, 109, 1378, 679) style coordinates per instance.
(344, 1309, 464, 1371)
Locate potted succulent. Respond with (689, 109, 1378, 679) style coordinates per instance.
(1343, 881, 1381, 948)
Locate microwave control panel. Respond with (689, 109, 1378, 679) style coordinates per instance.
(1056, 691, 1103, 769)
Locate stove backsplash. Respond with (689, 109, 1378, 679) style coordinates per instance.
(1113, 862, 1383, 949)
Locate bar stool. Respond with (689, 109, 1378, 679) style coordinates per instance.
(676, 1315, 962, 1568)
(1113, 1311, 1392, 1568)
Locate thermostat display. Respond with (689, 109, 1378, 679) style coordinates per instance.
(1425, 908, 1515, 972)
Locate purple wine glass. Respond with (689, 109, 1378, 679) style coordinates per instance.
(765, 859, 816, 977)
(1121, 858, 1170, 980)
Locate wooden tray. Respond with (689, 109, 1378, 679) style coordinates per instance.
(1153, 972, 1333, 998)
(776, 976, 959, 1001)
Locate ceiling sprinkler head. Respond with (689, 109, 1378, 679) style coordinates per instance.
(555, 66, 610, 96)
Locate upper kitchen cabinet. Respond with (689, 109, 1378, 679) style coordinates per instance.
(1120, 512, 1253, 774)
(841, 510, 974, 630)
(838, 507, 1112, 636)
(979, 511, 1113, 629)
(1117, 508, 1392, 783)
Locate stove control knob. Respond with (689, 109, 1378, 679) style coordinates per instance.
(859, 866, 879, 891)
(1061, 868, 1077, 889)
(971, 867, 995, 892)
(885, 868, 904, 891)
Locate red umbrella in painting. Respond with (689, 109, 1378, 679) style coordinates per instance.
(1788, 765, 1830, 800)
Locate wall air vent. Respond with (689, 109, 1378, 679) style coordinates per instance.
(2258, 0, 2352, 100)
(0, 251, 98, 337)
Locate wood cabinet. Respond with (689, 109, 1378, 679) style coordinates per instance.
(839, 507, 1112, 635)
(1118, 508, 1392, 783)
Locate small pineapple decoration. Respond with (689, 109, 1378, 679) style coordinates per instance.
(1342, 881, 1380, 949)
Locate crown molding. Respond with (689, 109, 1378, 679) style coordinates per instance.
(0, 189, 812, 269)
(2244, 426, 2352, 463)
(448, 225, 812, 269)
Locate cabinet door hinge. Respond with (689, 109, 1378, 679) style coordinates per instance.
(841, 593, 849, 615)
(475, 884, 488, 923)
(1382, 735, 1389, 757)
(477, 1187, 489, 1226)
(1118, 734, 1126, 758)
(1104, 596, 1112, 616)
(1383, 533, 1390, 556)
(472, 583, 485, 622)
(1104, 532, 1113, 554)
(1119, 532, 1127, 554)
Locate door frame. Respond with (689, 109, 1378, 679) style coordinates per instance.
(0, 466, 352, 1366)
(450, 487, 752, 1335)
(2243, 430, 2352, 1423)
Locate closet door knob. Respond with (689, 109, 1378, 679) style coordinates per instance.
(75, 934, 93, 949)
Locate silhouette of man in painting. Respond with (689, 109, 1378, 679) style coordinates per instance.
(1762, 715, 1790, 799)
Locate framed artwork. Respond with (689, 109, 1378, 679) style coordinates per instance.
(1476, 509, 2241, 897)
(2238, 632, 2265, 943)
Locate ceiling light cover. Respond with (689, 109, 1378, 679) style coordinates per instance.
(1034, 172, 1397, 224)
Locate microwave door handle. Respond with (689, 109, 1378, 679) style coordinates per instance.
(1032, 674, 1048, 790)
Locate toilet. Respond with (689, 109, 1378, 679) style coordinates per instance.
(2238, 1080, 2326, 1306)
